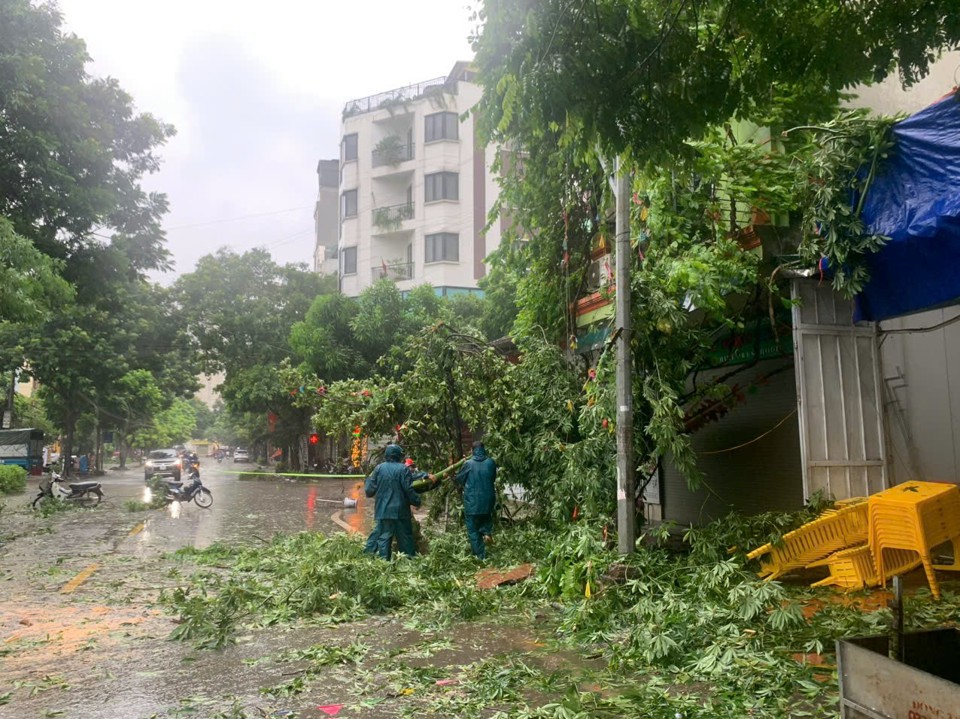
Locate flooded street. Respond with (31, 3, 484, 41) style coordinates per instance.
(0, 464, 545, 719)
(0, 464, 376, 718)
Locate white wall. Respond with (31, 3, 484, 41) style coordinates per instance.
(880, 307, 960, 484)
(849, 51, 960, 115)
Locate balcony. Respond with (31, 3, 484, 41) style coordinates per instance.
(343, 76, 449, 118)
(371, 262, 414, 283)
(372, 140, 415, 168)
(372, 202, 414, 233)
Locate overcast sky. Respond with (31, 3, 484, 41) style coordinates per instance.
(57, 0, 479, 279)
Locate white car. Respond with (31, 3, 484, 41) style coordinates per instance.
(233, 448, 250, 463)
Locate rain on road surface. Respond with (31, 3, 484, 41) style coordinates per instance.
(0, 462, 379, 719)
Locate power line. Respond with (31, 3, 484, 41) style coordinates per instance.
(165, 205, 314, 232)
(81, 204, 314, 240)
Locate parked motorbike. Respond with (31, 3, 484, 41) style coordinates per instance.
(32, 472, 103, 508)
(164, 463, 212, 508)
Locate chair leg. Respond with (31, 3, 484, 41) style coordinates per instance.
(931, 536, 960, 572)
(920, 554, 942, 600)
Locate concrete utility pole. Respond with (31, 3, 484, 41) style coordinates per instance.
(614, 156, 636, 554)
(4, 369, 16, 429)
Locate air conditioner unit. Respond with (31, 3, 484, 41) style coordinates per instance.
(586, 259, 600, 289)
(587, 254, 613, 290)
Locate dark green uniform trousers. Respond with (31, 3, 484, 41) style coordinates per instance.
(465, 513, 492, 559)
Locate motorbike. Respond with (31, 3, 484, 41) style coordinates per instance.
(164, 462, 213, 508)
(32, 472, 103, 508)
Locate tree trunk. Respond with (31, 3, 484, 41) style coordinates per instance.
(116, 426, 128, 469)
(94, 410, 102, 474)
(62, 410, 77, 478)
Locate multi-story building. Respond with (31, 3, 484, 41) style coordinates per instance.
(328, 61, 503, 298)
(313, 159, 339, 275)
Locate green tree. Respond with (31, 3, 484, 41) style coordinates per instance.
(0, 0, 174, 269)
(1, 0, 182, 455)
(176, 248, 333, 469)
(13, 392, 55, 436)
(26, 304, 129, 475)
(289, 292, 372, 382)
(176, 248, 332, 374)
(104, 369, 165, 468)
(191, 399, 216, 439)
(470, 0, 960, 493)
(0, 218, 72, 325)
(473, 0, 960, 162)
(134, 397, 197, 450)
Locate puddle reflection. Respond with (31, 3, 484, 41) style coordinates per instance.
(132, 473, 373, 551)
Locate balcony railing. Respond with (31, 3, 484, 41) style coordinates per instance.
(372, 202, 414, 232)
(372, 142, 415, 168)
(371, 262, 414, 283)
(343, 76, 449, 118)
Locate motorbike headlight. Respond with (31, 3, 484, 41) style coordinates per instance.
(146, 461, 154, 468)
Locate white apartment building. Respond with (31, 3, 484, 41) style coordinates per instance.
(329, 61, 503, 298)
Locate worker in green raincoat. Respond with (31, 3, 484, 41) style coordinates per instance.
(364, 444, 421, 559)
(455, 441, 497, 559)
(363, 457, 432, 554)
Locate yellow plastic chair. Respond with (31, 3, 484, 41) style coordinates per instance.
(747, 501, 869, 580)
(867, 481, 960, 599)
(809, 544, 922, 591)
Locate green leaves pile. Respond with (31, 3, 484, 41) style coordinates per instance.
(164, 511, 960, 717)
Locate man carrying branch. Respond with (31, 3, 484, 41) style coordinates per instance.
(364, 444, 421, 559)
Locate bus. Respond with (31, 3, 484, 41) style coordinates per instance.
(0, 428, 45, 474)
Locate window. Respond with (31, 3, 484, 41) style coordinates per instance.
(342, 133, 358, 162)
(425, 112, 459, 142)
(424, 172, 458, 202)
(425, 233, 459, 263)
(341, 189, 357, 218)
(341, 247, 357, 275)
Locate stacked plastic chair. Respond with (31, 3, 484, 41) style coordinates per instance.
(808, 544, 922, 590)
(746, 500, 869, 580)
(866, 481, 960, 599)
(747, 482, 960, 598)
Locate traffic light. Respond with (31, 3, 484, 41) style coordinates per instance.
(308, 433, 319, 445)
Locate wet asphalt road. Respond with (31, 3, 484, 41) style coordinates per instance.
(1, 464, 562, 719)
(74, 460, 369, 543)
(0, 461, 377, 719)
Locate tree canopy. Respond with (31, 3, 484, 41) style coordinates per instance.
(0, 0, 175, 270)
(436, 0, 960, 496)
(0, 217, 72, 326)
(473, 0, 960, 160)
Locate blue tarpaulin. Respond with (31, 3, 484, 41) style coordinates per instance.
(855, 91, 960, 322)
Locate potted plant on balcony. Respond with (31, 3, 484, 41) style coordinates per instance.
(374, 135, 406, 166)
(373, 206, 403, 233)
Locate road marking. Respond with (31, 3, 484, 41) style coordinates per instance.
(330, 510, 354, 532)
(128, 522, 145, 537)
(60, 563, 100, 594)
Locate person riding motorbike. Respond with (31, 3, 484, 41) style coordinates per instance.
(183, 451, 200, 478)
